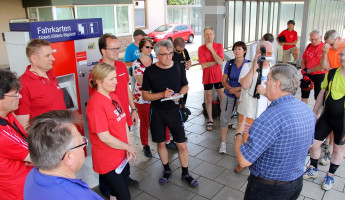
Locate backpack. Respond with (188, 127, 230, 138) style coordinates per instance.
(324, 68, 337, 104)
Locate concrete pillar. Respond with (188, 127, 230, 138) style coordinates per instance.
(201, 0, 225, 44)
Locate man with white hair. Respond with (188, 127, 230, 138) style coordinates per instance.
(234, 41, 274, 173)
(24, 110, 102, 199)
(300, 30, 326, 105)
(235, 64, 315, 199)
(320, 30, 345, 70)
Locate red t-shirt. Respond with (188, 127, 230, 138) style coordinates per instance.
(15, 65, 66, 119)
(89, 60, 132, 126)
(0, 113, 33, 200)
(198, 43, 224, 84)
(302, 42, 326, 75)
(277, 29, 298, 50)
(86, 92, 128, 174)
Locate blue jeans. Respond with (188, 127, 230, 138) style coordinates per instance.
(244, 174, 303, 200)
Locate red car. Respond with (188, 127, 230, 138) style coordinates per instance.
(148, 24, 194, 43)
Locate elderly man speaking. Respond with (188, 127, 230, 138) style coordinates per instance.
(234, 64, 315, 200)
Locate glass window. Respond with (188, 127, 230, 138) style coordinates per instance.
(134, 1, 146, 28)
(38, 7, 53, 21)
(244, 1, 250, 43)
(314, 0, 321, 31)
(77, 5, 115, 35)
(308, 0, 316, 36)
(173, 8, 181, 23)
(227, 1, 235, 47)
(167, 8, 174, 24)
(56, 7, 74, 20)
(294, 4, 304, 36)
(116, 6, 130, 34)
(272, 2, 278, 35)
(319, 0, 327, 33)
(234, 0, 243, 42)
(258, 2, 263, 39)
(278, 4, 295, 34)
(250, 1, 257, 42)
(28, 8, 38, 19)
(262, 2, 269, 37)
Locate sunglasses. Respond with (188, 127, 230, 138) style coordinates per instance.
(145, 46, 153, 49)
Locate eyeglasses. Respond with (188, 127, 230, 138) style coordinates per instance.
(338, 53, 345, 57)
(159, 52, 174, 57)
(112, 100, 122, 115)
(4, 92, 20, 98)
(309, 38, 320, 41)
(61, 136, 88, 160)
(329, 39, 336, 47)
(106, 47, 121, 52)
(145, 46, 153, 49)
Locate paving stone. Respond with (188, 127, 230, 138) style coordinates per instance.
(301, 180, 325, 200)
(323, 189, 345, 200)
(214, 169, 248, 190)
(171, 156, 204, 171)
(192, 161, 225, 180)
(188, 123, 207, 134)
(132, 192, 158, 200)
(212, 186, 245, 200)
(188, 133, 208, 144)
(186, 142, 206, 157)
(195, 148, 225, 163)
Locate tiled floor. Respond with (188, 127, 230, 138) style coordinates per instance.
(77, 68, 345, 200)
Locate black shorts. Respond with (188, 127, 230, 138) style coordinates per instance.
(99, 164, 130, 199)
(150, 106, 186, 143)
(315, 95, 345, 145)
(301, 73, 325, 99)
(204, 82, 224, 90)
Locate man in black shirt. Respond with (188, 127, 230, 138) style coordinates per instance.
(172, 37, 191, 70)
(142, 40, 199, 188)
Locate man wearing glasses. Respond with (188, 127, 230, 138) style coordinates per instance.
(304, 46, 345, 191)
(24, 110, 103, 199)
(90, 33, 139, 197)
(0, 70, 33, 200)
(142, 40, 199, 188)
(14, 39, 66, 129)
(300, 30, 326, 105)
(320, 30, 345, 70)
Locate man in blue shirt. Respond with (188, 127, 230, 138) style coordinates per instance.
(234, 64, 315, 200)
(124, 29, 147, 91)
(24, 110, 103, 200)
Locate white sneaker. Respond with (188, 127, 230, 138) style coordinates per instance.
(219, 142, 226, 154)
(319, 152, 331, 166)
(322, 174, 334, 191)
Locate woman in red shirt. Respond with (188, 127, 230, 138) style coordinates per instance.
(86, 63, 136, 200)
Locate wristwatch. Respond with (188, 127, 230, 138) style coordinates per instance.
(234, 132, 243, 139)
(307, 69, 311, 73)
(131, 108, 137, 112)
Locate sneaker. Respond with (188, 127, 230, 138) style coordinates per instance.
(127, 177, 139, 187)
(143, 145, 152, 158)
(219, 142, 226, 154)
(166, 141, 178, 150)
(319, 151, 331, 166)
(322, 175, 334, 191)
(303, 166, 319, 179)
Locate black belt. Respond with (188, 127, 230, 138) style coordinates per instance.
(250, 174, 289, 185)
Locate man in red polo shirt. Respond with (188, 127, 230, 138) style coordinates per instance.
(15, 39, 66, 129)
(91, 33, 139, 197)
(300, 30, 326, 105)
(0, 69, 33, 200)
(198, 26, 224, 131)
(277, 20, 300, 64)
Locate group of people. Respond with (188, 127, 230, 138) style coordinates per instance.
(0, 17, 344, 200)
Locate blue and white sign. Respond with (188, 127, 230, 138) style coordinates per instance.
(9, 18, 103, 43)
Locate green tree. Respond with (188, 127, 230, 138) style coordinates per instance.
(167, 0, 193, 5)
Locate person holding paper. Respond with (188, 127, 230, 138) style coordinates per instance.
(142, 40, 199, 188)
(86, 62, 136, 200)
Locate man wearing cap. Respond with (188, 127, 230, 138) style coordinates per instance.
(277, 20, 300, 64)
(124, 29, 148, 91)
